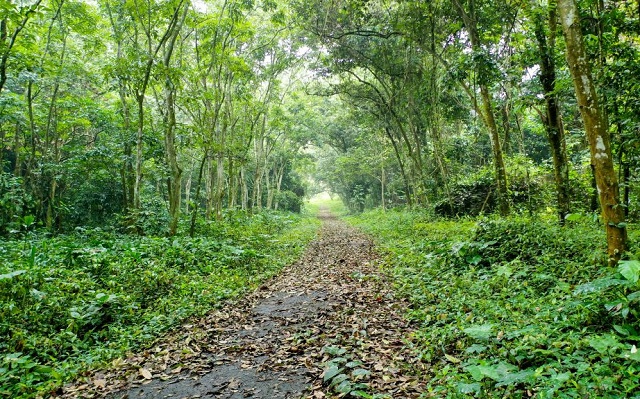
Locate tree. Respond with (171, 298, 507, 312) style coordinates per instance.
(557, 0, 627, 262)
(161, 1, 189, 236)
(451, 0, 511, 217)
(530, 2, 571, 223)
(0, 0, 44, 94)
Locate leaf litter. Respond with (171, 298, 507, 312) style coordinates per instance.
(58, 209, 426, 398)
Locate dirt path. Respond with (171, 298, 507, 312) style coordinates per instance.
(61, 209, 425, 398)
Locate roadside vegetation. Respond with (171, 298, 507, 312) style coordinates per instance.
(0, 210, 319, 398)
(349, 208, 640, 398)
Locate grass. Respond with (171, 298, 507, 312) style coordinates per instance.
(307, 195, 350, 217)
(347, 209, 640, 398)
(0, 210, 320, 399)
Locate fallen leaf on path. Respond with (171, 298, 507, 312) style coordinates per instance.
(139, 368, 152, 380)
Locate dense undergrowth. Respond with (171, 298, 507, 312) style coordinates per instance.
(0, 210, 319, 398)
(348, 209, 640, 398)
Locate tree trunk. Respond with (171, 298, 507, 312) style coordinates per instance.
(131, 2, 188, 224)
(533, 6, 571, 224)
(13, 123, 21, 177)
(381, 165, 386, 211)
(164, 83, 182, 236)
(162, 3, 188, 236)
(266, 168, 273, 210)
(215, 151, 224, 219)
(240, 166, 248, 210)
(383, 127, 412, 207)
(274, 162, 285, 211)
(119, 87, 134, 211)
(0, 0, 43, 94)
(228, 156, 237, 208)
(479, 86, 510, 217)
(189, 152, 208, 237)
(252, 115, 267, 210)
(558, 0, 627, 263)
(133, 95, 144, 212)
(623, 163, 630, 218)
(185, 169, 192, 214)
(453, 0, 510, 216)
(205, 155, 214, 219)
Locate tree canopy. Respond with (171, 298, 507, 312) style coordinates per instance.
(0, 0, 638, 255)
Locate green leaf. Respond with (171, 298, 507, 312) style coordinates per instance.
(458, 382, 481, 394)
(323, 365, 342, 382)
(618, 260, 640, 284)
(350, 391, 372, 398)
(589, 334, 620, 354)
(95, 293, 109, 303)
(324, 346, 347, 356)
(335, 379, 353, 393)
(496, 264, 512, 277)
(625, 345, 640, 361)
(465, 344, 487, 354)
(574, 278, 627, 295)
(565, 213, 583, 222)
(467, 254, 482, 265)
(463, 324, 494, 340)
(351, 368, 371, 378)
(495, 369, 535, 387)
(330, 373, 349, 387)
(445, 354, 461, 363)
(614, 324, 630, 336)
(627, 291, 640, 302)
(0, 270, 26, 280)
(465, 365, 494, 381)
(553, 372, 571, 384)
(465, 362, 517, 382)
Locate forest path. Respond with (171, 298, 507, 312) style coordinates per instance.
(62, 208, 425, 399)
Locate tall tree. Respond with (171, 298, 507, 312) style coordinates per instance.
(451, 0, 510, 216)
(0, 0, 44, 93)
(557, 0, 627, 262)
(531, 3, 571, 224)
(161, 1, 189, 235)
(126, 0, 188, 214)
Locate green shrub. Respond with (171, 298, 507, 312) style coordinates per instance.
(0, 210, 319, 398)
(276, 190, 304, 213)
(0, 171, 36, 236)
(434, 157, 554, 217)
(348, 209, 640, 398)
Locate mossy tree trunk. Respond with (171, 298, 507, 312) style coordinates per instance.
(558, 0, 627, 263)
(452, 0, 510, 217)
(532, 6, 571, 224)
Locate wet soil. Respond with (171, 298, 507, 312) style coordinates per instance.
(61, 209, 425, 399)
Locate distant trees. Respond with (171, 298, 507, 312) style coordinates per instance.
(0, 0, 311, 236)
(0, 0, 637, 260)
(293, 0, 637, 261)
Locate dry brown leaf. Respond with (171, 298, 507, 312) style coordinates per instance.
(93, 379, 106, 389)
(139, 368, 152, 380)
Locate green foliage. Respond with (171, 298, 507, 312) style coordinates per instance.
(0, 210, 319, 398)
(435, 157, 553, 217)
(0, 171, 36, 236)
(348, 209, 640, 398)
(321, 345, 372, 398)
(276, 190, 303, 213)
